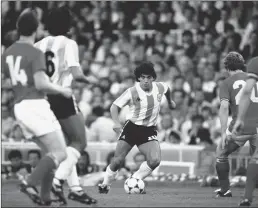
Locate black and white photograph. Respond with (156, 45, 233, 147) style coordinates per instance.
(1, 1, 258, 207)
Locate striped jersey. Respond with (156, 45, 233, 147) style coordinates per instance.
(114, 82, 169, 127)
(34, 35, 80, 87)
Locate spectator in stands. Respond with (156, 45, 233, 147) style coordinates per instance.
(130, 35, 145, 64)
(158, 114, 175, 142)
(188, 115, 213, 146)
(180, 5, 199, 30)
(76, 151, 99, 177)
(215, 6, 239, 35)
(28, 150, 41, 169)
(202, 65, 217, 102)
(181, 30, 197, 59)
(8, 123, 25, 142)
(4, 150, 31, 180)
(88, 106, 117, 143)
(241, 30, 258, 61)
(166, 130, 182, 144)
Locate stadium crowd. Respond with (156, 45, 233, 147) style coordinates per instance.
(1, 1, 258, 184)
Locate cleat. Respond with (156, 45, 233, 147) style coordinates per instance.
(68, 190, 97, 204)
(51, 179, 67, 205)
(214, 189, 232, 197)
(239, 199, 252, 207)
(19, 181, 41, 205)
(98, 184, 110, 194)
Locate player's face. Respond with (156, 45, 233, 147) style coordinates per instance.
(139, 74, 154, 91)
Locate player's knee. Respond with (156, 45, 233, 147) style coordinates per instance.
(147, 157, 161, 169)
(46, 151, 67, 167)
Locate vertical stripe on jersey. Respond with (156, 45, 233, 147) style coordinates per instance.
(156, 82, 165, 94)
(130, 87, 141, 122)
(142, 95, 155, 126)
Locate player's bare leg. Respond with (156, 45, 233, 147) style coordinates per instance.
(215, 138, 240, 197)
(239, 135, 258, 207)
(99, 140, 133, 194)
(132, 140, 161, 193)
(20, 130, 67, 205)
(52, 113, 96, 204)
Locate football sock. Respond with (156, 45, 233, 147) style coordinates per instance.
(216, 158, 230, 192)
(102, 165, 118, 185)
(54, 147, 80, 182)
(40, 169, 55, 202)
(67, 166, 83, 192)
(132, 161, 153, 180)
(244, 163, 258, 201)
(27, 155, 56, 186)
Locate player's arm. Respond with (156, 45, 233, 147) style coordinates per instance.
(111, 89, 131, 133)
(164, 88, 176, 110)
(33, 50, 72, 98)
(66, 40, 97, 84)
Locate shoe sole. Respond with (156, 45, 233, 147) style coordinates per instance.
(68, 195, 97, 205)
(20, 188, 41, 205)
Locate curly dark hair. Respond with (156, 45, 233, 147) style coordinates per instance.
(134, 62, 157, 82)
(224, 51, 245, 71)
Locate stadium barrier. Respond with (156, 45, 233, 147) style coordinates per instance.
(1, 141, 251, 175)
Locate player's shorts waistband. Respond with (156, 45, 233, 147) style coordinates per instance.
(126, 120, 157, 130)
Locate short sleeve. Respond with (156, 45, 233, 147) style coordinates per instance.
(161, 82, 169, 93)
(65, 40, 80, 68)
(31, 49, 46, 74)
(113, 89, 131, 108)
(247, 57, 258, 80)
(219, 80, 230, 102)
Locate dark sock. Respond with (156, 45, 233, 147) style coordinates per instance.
(244, 163, 258, 201)
(27, 155, 56, 187)
(216, 159, 230, 192)
(40, 169, 55, 202)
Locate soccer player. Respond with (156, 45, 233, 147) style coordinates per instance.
(34, 6, 97, 205)
(98, 62, 176, 193)
(2, 9, 70, 205)
(233, 56, 258, 207)
(215, 52, 258, 199)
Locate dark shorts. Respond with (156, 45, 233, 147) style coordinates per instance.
(119, 121, 158, 147)
(47, 94, 80, 119)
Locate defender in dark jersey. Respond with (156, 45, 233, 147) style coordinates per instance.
(215, 52, 258, 199)
(233, 56, 258, 207)
(35, 6, 97, 205)
(2, 9, 71, 206)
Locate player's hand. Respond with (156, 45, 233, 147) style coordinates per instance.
(61, 88, 73, 98)
(232, 119, 244, 135)
(113, 123, 122, 134)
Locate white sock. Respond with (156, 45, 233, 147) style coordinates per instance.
(132, 161, 153, 180)
(102, 165, 118, 185)
(54, 147, 81, 182)
(67, 166, 83, 192)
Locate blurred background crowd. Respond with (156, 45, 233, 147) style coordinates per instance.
(1, 1, 258, 186)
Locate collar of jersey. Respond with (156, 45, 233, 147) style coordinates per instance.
(136, 82, 154, 96)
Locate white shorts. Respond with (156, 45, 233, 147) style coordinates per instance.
(14, 99, 61, 139)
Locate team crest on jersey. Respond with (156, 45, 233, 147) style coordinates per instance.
(157, 94, 162, 102)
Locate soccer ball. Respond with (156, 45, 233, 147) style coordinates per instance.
(124, 177, 145, 194)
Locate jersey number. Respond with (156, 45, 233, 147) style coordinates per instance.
(45, 51, 55, 77)
(233, 80, 258, 105)
(6, 55, 28, 86)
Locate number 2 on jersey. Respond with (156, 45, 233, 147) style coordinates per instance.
(45, 51, 55, 77)
(6, 55, 28, 86)
(233, 80, 258, 105)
